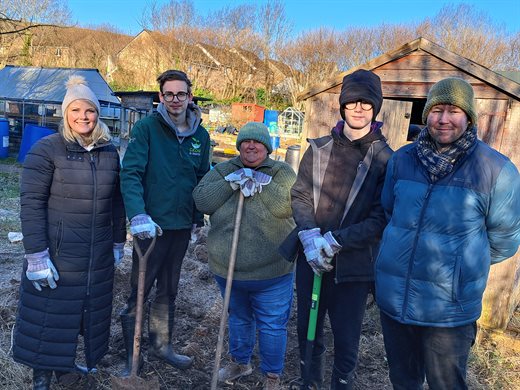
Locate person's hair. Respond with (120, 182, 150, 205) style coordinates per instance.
(60, 101, 111, 144)
(157, 70, 192, 94)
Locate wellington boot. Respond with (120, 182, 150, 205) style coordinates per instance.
(148, 302, 193, 370)
(120, 310, 144, 376)
(330, 366, 355, 390)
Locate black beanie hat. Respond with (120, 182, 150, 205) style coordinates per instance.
(339, 69, 383, 121)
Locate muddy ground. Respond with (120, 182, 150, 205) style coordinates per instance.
(0, 164, 518, 389)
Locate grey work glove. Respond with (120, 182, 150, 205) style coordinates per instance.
(25, 249, 59, 291)
(323, 231, 342, 255)
(252, 170, 272, 194)
(130, 214, 163, 240)
(113, 242, 125, 266)
(298, 228, 334, 275)
(224, 168, 256, 197)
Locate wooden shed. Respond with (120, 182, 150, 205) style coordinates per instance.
(299, 37, 520, 330)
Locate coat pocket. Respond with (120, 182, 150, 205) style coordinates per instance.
(452, 255, 462, 302)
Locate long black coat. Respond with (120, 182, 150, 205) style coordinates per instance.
(13, 133, 126, 371)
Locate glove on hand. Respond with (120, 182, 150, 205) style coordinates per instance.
(113, 242, 125, 266)
(323, 231, 342, 255)
(225, 168, 257, 197)
(298, 228, 334, 275)
(130, 214, 163, 240)
(252, 171, 272, 194)
(25, 249, 59, 291)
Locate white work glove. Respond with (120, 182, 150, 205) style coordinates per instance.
(130, 214, 163, 240)
(224, 168, 255, 196)
(298, 228, 334, 275)
(25, 249, 59, 291)
(323, 231, 342, 255)
(113, 242, 125, 266)
(224, 168, 272, 197)
(252, 171, 272, 194)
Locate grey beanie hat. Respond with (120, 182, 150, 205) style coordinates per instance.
(236, 122, 273, 154)
(422, 78, 477, 125)
(62, 75, 100, 115)
(339, 69, 383, 121)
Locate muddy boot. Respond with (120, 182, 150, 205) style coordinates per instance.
(264, 372, 281, 390)
(120, 310, 143, 376)
(330, 366, 355, 390)
(299, 351, 325, 390)
(33, 369, 52, 390)
(218, 360, 253, 383)
(148, 302, 193, 370)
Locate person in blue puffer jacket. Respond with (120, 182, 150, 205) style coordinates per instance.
(375, 77, 520, 390)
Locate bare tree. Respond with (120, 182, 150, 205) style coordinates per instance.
(0, 0, 71, 65)
(277, 28, 345, 108)
(257, 0, 292, 104)
(417, 4, 510, 69)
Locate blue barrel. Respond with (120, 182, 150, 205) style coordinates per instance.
(17, 124, 55, 163)
(0, 118, 9, 158)
(270, 135, 280, 151)
(263, 110, 279, 133)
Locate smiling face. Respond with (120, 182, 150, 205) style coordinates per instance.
(66, 99, 98, 137)
(239, 140, 268, 168)
(427, 104, 469, 150)
(159, 79, 193, 119)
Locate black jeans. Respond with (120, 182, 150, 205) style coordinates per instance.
(380, 311, 477, 390)
(296, 254, 372, 375)
(126, 229, 191, 310)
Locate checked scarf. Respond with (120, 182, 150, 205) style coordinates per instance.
(416, 126, 477, 182)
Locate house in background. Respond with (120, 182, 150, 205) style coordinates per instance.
(298, 37, 520, 331)
(114, 30, 277, 101)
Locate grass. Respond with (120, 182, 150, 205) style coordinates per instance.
(0, 157, 20, 166)
(0, 172, 20, 199)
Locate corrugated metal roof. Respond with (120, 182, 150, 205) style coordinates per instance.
(0, 66, 120, 105)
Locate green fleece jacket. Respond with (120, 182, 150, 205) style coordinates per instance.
(121, 111, 210, 229)
(193, 156, 296, 280)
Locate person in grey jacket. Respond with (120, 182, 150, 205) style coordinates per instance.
(14, 76, 126, 390)
(375, 77, 520, 389)
(281, 69, 392, 389)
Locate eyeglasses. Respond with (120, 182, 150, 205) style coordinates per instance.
(162, 91, 189, 102)
(344, 101, 373, 111)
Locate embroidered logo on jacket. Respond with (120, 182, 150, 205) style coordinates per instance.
(189, 137, 202, 156)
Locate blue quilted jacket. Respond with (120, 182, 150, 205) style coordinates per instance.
(375, 139, 520, 327)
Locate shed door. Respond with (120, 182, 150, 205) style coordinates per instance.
(376, 100, 413, 150)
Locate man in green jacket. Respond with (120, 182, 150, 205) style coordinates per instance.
(119, 70, 210, 374)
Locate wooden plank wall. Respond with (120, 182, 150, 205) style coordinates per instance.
(480, 100, 520, 329)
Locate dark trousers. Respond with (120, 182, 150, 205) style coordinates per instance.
(380, 311, 477, 390)
(296, 254, 372, 375)
(126, 229, 190, 311)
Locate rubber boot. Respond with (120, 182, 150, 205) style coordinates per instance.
(299, 351, 325, 390)
(148, 302, 193, 370)
(330, 366, 355, 390)
(33, 369, 52, 390)
(120, 309, 143, 376)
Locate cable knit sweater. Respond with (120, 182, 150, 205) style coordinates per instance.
(193, 156, 296, 280)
